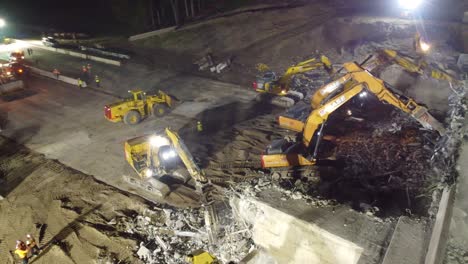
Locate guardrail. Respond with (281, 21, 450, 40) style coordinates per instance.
(14, 39, 121, 66)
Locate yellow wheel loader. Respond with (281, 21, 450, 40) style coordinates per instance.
(104, 89, 174, 125)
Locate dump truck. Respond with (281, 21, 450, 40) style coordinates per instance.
(253, 55, 333, 108)
(104, 89, 174, 125)
(124, 128, 219, 242)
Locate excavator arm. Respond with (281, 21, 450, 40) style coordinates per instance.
(165, 128, 219, 243)
(278, 55, 333, 87)
(343, 62, 446, 135)
(311, 49, 460, 110)
(263, 62, 446, 169)
(303, 63, 445, 156)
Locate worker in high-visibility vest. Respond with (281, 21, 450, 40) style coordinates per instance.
(95, 75, 100, 87)
(14, 240, 29, 264)
(77, 78, 83, 89)
(196, 121, 203, 133)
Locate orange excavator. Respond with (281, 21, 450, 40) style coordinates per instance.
(261, 61, 445, 178)
(278, 48, 460, 132)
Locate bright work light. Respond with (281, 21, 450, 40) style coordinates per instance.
(398, 0, 422, 10)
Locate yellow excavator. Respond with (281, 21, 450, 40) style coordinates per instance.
(253, 55, 333, 107)
(261, 61, 445, 175)
(278, 48, 460, 132)
(124, 128, 219, 243)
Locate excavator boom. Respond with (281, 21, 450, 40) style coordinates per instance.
(310, 49, 460, 111)
(262, 62, 446, 169)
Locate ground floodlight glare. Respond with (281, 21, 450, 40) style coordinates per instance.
(359, 91, 368, 98)
(0, 19, 5, 28)
(144, 168, 153, 178)
(149, 135, 170, 148)
(398, 0, 422, 10)
(420, 41, 430, 52)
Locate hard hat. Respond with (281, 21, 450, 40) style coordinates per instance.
(26, 234, 31, 238)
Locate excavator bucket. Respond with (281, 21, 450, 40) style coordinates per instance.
(410, 106, 446, 136)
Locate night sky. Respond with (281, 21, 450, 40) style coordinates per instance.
(0, 0, 120, 35)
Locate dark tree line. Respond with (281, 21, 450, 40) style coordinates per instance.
(109, 0, 220, 32)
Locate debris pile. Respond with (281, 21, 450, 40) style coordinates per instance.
(115, 205, 254, 263)
(232, 176, 337, 209)
(194, 54, 233, 73)
(427, 79, 467, 216)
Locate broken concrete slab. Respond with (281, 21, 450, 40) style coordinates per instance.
(137, 244, 151, 260)
(381, 216, 429, 264)
(230, 195, 363, 264)
(457, 54, 468, 73)
(239, 249, 277, 264)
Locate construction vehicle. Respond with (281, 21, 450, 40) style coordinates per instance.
(186, 250, 218, 264)
(1, 62, 27, 79)
(253, 55, 333, 107)
(104, 89, 174, 125)
(261, 61, 445, 176)
(2, 38, 12, 44)
(124, 128, 219, 242)
(278, 48, 460, 132)
(9, 51, 24, 63)
(0, 62, 27, 97)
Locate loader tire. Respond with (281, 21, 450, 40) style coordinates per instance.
(153, 104, 170, 117)
(123, 110, 141, 125)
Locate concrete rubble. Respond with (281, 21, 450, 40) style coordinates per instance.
(116, 205, 254, 263)
(194, 54, 214, 71)
(194, 53, 233, 73)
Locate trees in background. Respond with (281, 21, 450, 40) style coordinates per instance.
(109, 0, 217, 31)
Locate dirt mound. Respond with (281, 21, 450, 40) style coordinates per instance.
(0, 136, 146, 263)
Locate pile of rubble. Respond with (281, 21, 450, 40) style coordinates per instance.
(114, 204, 254, 263)
(194, 53, 233, 73)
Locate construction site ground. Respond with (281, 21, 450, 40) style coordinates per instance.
(1, 1, 467, 263)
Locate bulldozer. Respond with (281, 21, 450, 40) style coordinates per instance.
(253, 55, 333, 108)
(104, 89, 174, 125)
(124, 128, 219, 243)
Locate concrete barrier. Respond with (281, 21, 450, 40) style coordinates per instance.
(425, 186, 455, 264)
(86, 54, 121, 66)
(129, 26, 177, 41)
(231, 197, 363, 264)
(29, 66, 87, 87)
(0, 80, 24, 93)
(14, 39, 121, 66)
(80, 46, 130, 59)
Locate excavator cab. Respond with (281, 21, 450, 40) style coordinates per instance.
(129, 90, 146, 103)
(253, 71, 281, 93)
